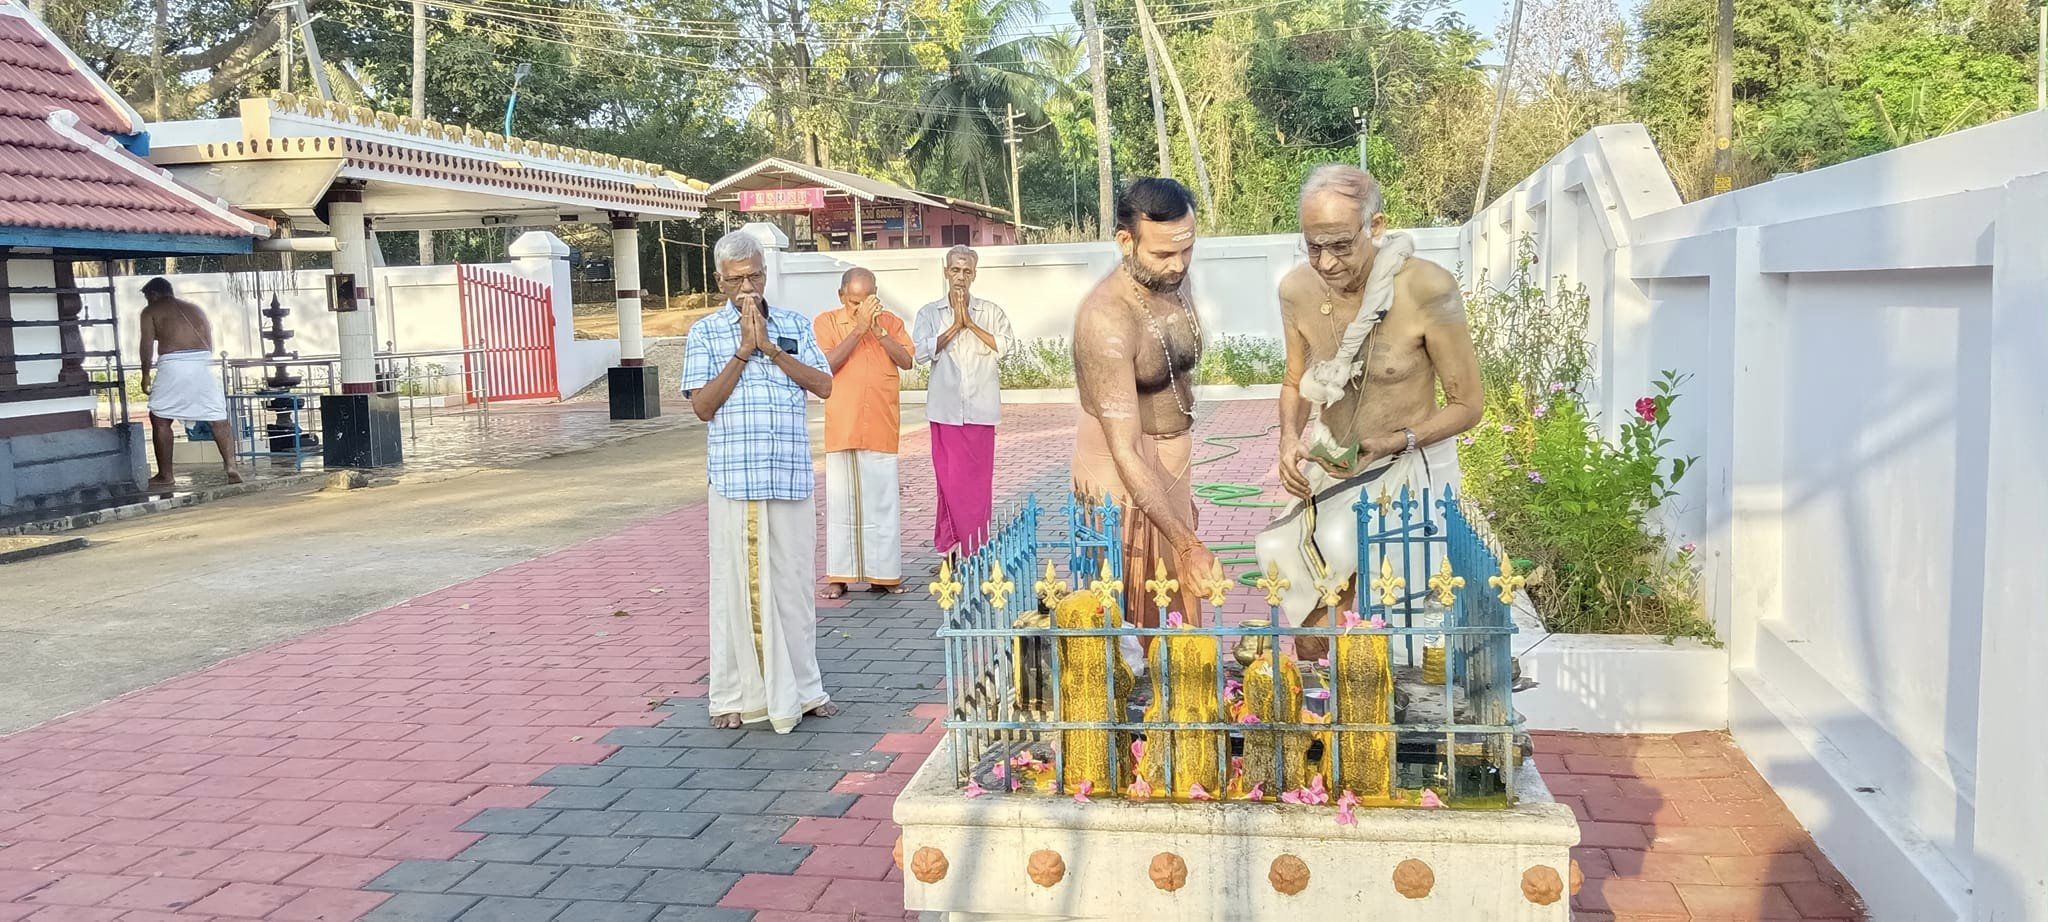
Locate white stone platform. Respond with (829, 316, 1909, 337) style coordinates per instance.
(895, 736, 1581, 920)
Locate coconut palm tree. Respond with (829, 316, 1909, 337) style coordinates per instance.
(904, 0, 1070, 205)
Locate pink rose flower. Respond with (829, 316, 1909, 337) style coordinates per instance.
(1074, 780, 1094, 804)
(1635, 396, 1657, 423)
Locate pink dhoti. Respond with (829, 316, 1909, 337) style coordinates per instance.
(930, 422, 996, 555)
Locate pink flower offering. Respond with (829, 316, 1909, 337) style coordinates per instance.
(992, 763, 1007, 780)
(1189, 783, 1213, 801)
(1165, 611, 1186, 628)
(1336, 800, 1358, 826)
(1239, 713, 1261, 725)
(1340, 610, 1362, 628)
(1129, 777, 1153, 800)
(1246, 783, 1265, 802)
(1368, 614, 1388, 629)
(1074, 780, 1094, 804)
(1635, 396, 1658, 423)
(1419, 789, 1443, 808)
(1280, 789, 1304, 805)
(1010, 775, 1023, 792)
(1306, 774, 1330, 805)
(964, 781, 986, 799)
(1131, 739, 1146, 762)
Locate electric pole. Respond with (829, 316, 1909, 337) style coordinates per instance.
(1135, 0, 1172, 178)
(1473, 0, 1524, 214)
(1081, 0, 1114, 235)
(1140, 0, 1212, 217)
(412, 0, 433, 266)
(1711, 0, 1735, 194)
(277, 6, 292, 94)
(1005, 104, 1024, 242)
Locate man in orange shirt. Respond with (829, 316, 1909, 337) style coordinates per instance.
(814, 267, 915, 599)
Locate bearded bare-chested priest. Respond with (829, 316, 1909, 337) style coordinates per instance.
(1261, 164, 1484, 661)
(1071, 178, 1220, 632)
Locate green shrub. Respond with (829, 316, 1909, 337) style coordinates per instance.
(1462, 240, 1714, 643)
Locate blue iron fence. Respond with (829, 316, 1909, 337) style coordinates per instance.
(932, 486, 1525, 806)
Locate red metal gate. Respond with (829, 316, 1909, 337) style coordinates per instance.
(457, 263, 558, 402)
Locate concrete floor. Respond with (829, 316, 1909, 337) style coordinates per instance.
(0, 409, 922, 735)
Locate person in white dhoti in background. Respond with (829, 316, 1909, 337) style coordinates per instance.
(813, 268, 914, 599)
(137, 277, 241, 487)
(1259, 164, 1483, 661)
(682, 233, 840, 732)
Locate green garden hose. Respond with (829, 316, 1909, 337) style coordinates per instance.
(1189, 427, 1286, 585)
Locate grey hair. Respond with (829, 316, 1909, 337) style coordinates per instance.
(1298, 163, 1385, 227)
(943, 244, 978, 266)
(713, 231, 764, 268)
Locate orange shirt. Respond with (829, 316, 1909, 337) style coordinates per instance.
(813, 306, 912, 454)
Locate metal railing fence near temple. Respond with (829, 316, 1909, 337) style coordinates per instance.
(932, 486, 1525, 808)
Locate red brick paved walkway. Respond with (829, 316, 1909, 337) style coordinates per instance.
(0, 401, 1864, 920)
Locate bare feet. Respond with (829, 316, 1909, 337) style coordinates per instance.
(821, 582, 848, 600)
(146, 476, 174, 491)
(711, 713, 743, 729)
(875, 583, 908, 594)
(807, 702, 840, 718)
(222, 467, 245, 484)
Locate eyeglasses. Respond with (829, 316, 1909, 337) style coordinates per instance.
(1305, 237, 1360, 260)
(720, 271, 767, 287)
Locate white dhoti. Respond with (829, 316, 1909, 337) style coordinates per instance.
(708, 492, 831, 733)
(825, 450, 903, 587)
(1255, 438, 1462, 644)
(146, 350, 226, 422)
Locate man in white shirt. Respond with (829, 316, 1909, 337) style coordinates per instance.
(912, 245, 1016, 560)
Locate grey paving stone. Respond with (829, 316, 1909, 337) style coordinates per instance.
(810, 751, 896, 773)
(654, 728, 738, 748)
(536, 810, 637, 837)
(609, 789, 704, 814)
(704, 842, 811, 874)
(751, 771, 842, 792)
(534, 765, 624, 787)
(666, 749, 753, 770)
(537, 835, 648, 867)
(630, 869, 741, 905)
(563, 901, 662, 922)
(601, 748, 684, 768)
(741, 750, 827, 771)
(611, 768, 696, 789)
(449, 862, 565, 897)
(650, 906, 754, 922)
(727, 733, 813, 751)
(534, 787, 627, 810)
(602, 727, 680, 747)
(363, 892, 481, 922)
(616, 812, 717, 839)
(538, 866, 653, 901)
(457, 808, 559, 834)
(370, 860, 483, 893)
(620, 838, 727, 871)
(796, 733, 882, 752)
(693, 790, 778, 815)
(457, 835, 564, 864)
(765, 791, 858, 817)
(677, 769, 768, 790)
(455, 896, 569, 921)
(698, 814, 795, 842)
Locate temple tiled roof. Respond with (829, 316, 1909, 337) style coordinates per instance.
(0, 1, 265, 240)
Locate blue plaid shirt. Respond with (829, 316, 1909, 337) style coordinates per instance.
(680, 303, 830, 501)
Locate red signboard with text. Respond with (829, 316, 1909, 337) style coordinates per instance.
(738, 187, 828, 212)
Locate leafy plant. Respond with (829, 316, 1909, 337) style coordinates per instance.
(1195, 335, 1286, 388)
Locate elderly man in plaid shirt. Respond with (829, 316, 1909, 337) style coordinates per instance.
(683, 232, 840, 732)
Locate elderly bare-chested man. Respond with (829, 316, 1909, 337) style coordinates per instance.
(1257, 164, 1483, 660)
(1071, 177, 1221, 630)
